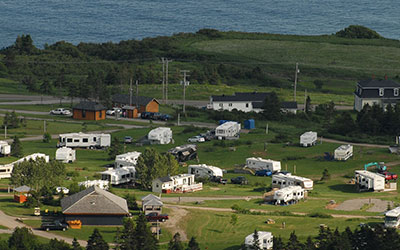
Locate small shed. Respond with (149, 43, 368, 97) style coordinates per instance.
(121, 105, 138, 118)
(73, 101, 107, 121)
(244, 119, 255, 130)
(14, 185, 31, 203)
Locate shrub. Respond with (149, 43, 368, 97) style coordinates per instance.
(335, 25, 382, 39)
(42, 132, 51, 143)
(307, 212, 333, 218)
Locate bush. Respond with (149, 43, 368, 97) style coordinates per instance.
(307, 212, 333, 218)
(335, 25, 382, 39)
(42, 132, 51, 143)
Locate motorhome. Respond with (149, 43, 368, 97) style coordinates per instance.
(244, 231, 273, 250)
(148, 127, 173, 144)
(385, 207, 400, 228)
(334, 144, 353, 161)
(272, 173, 313, 190)
(215, 121, 241, 140)
(168, 144, 197, 162)
(100, 167, 136, 185)
(300, 131, 317, 147)
(354, 170, 385, 192)
(152, 174, 203, 193)
(115, 151, 141, 168)
(78, 179, 109, 190)
(246, 158, 281, 173)
(55, 147, 76, 163)
(58, 132, 111, 149)
(0, 141, 11, 156)
(0, 153, 50, 179)
(188, 164, 223, 179)
(273, 185, 304, 205)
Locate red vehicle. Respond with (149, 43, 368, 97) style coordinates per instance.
(381, 172, 398, 181)
(146, 212, 169, 222)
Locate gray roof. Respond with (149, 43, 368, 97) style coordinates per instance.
(112, 94, 158, 107)
(14, 185, 31, 193)
(252, 101, 264, 109)
(281, 101, 298, 109)
(158, 176, 173, 182)
(141, 194, 160, 202)
(61, 186, 129, 215)
(143, 199, 163, 207)
(73, 101, 106, 111)
(355, 89, 400, 99)
(358, 79, 400, 88)
(212, 92, 270, 102)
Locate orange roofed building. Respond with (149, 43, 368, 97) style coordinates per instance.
(112, 94, 159, 118)
(73, 101, 107, 121)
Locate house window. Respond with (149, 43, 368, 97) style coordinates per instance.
(82, 110, 86, 118)
(219, 103, 223, 108)
(379, 88, 384, 97)
(395, 88, 399, 96)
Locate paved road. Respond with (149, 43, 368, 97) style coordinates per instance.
(321, 137, 389, 148)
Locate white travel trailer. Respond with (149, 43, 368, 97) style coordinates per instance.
(272, 173, 313, 190)
(188, 164, 223, 179)
(0, 153, 50, 179)
(273, 185, 304, 205)
(246, 158, 281, 173)
(152, 174, 203, 193)
(115, 151, 141, 168)
(334, 144, 353, 161)
(215, 121, 241, 140)
(57, 132, 111, 149)
(0, 141, 11, 156)
(55, 147, 76, 163)
(300, 131, 317, 147)
(78, 179, 109, 190)
(148, 127, 173, 144)
(354, 170, 385, 192)
(100, 167, 136, 185)
(244, 231, 273, 250)
(385, 207, 400, 228)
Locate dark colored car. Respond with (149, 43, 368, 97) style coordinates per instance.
(159, 114, 171, 121)
(212, 176, 227, 185)
(141, 112, 153, 119)
(255, 169, 272, 176)
(41, 220, 69, 231)
(231, 176, 248, 185)
(146, 212, 169, 222)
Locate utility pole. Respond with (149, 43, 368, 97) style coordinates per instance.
(165, 59, 172, 104)
(294, 63, 299, 102)
(136, 80, 139, 108)
(129, 78, 133, 107)
(304, 89, 307, 112)
(180, 70, 190, 113)
(160, 58, 165, 103)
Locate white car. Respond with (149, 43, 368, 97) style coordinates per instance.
(187, 136, 205, 143)
(55, 187, 69, 194)
(50, 108, 71, 115)
(106, 108, 122, 116)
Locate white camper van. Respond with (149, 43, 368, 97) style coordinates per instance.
(55, 147, 76, 163)
(273, 185, 304, 205)
(78, 179, 109, 190)
(115, 151, 141, 168)
(385, 207, 400, 228)
(101, 167, 136, 185)
(334, 144, 353, 161)
(148, 127, 173, 144)
(300, 131, 317, 147)
(354, 170, 385, 192)
(272, 173, 313, 190)
(188, 164, 223, 179)
(0, 141, 11, 156)
(244, 231, 273, 250)
(245, 158, 281, 173)
(215, 122, 241, 140)
(0, 153, 50, 179)
(57, 132, 111, 149)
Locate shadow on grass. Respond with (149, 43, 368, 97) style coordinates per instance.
(208, 229, 222, 233)
(224, 245, 242, 250)
(328, 184, 358, 193)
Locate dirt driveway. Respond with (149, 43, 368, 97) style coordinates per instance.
(334, 198, 394, 212)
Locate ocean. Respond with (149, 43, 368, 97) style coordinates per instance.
(0, 0, 399, 48)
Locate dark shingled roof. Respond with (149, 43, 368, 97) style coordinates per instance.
(355, 89, 400, 99)
(158, 176, 173, 182)
(73, 101, 106, 111)
(358, 79, 400, 88)
(252, 102, 264, 109)
(212, 92, 270, 102)
(112, 94, 158, 107)
(281, 101, 298, 109)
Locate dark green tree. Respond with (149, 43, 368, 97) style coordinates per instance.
(286, 231, 303, 250)
(251, 230, 261, 250)
(40, 79, 54, 95)
(86, 228, 109, 250)
(186, 237, 200, 250)
(108, 137, 123, 160)
(313, 79, 324, 90)
(134, 213, 158, 250)
(72, 237, 82, 250)
(11, 136, 23, 157)
(168, 233, 184, 250)
(125, 193, 139, 210)
(8, 227, 38, 250)
(320, 168, 331, 181)
(43, 132, 51, 143)
(120, 218, 136, 250)
(42, 239, 72, 250)
(329, 112, 355, 136)
(272, 236, 285, 250)
(305, 96, 312, 114)
(262, 92, 281, 120)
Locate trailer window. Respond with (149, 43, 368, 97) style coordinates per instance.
(74, 139, 79, 143)
(93, 137, 97, 142)
(67, 138, 73, 143)
(83, 138, 88, 143)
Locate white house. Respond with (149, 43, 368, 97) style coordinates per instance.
(115, 151, 141, 168)
(273, 185, 304, 205)
(152, 174, 203, 193)
(148, 127, 173, 144)
(55, 147, 76, 163)
(58, 132, 111, 148)
(300, 131, 317, 147)
(188, 164, 223, 179)
(0, 141, 11, 156)
(141, 194, 163, 215)
(244, 231, 273, 250)
(245, 158, 281, 173)
(272, 173, 313, 190)
(334, 145, 353, 161)
(385, 206, 400, 228)
(100, 167, 136, 185)
(0, 153, 50, 179)
(280, 102, 298, 114)
(354, 170, 385, 192)
(215, 121, 241, 140)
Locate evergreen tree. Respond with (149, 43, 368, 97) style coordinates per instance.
(8, 227, 38, 250)
(251, 230, 261, 250)
(320, 169, 331, 181)
(72, 237, 82, 250)
(168, 233, 184, 250)
(11, 136, 23, 157)
(134, 213, 158, 250)
(286, 231, 303, 250)
(329, 112, 355, 136)
(120, 218, 136, 250)
(272, 236, 285, 250)
(304, 236, 315, 250)
(108, 137, 123, 160)
(42, 239, 72, 250)
(125, 193, 139, 210)
(40, 79, 54, 95)
(305, 96, 312, 114)
(262, 92, 281, 120)
(186, 237, 200, 250)
(86, 228, 109, 250)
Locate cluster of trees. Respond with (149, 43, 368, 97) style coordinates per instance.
(2, 111, 25, 129)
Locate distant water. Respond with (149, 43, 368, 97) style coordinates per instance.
(1, 0, 399, 48)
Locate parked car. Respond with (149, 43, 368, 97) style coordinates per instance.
(50, 108, 71, 115)
(159, 114, 171, 121)
(381, 171, 398, 181)
(106, 108, 121, 115)
(146, 212, 169, 222)
(231, 176, 248, 185)
(55, 187, 69, 194)
(200, 130, 215, 141)
(41, 220, 69, 231)
(187, 136, 205, 143)
(255, 169, 272, 176)
(211, 176, 227, 185)
(124, 136, 133, 144)
(141, 112, 153, 119)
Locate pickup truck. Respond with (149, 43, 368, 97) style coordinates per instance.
(41, 220, 69, 231)
(50, 108, 71, 115)
(146, 212, 169, 222)
(211, 176, 227, 185)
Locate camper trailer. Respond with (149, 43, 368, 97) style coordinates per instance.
(148, 127, 173, 144)
(115, 152, 141, 168)
(188, 164, 223, 179)
(152, 174, 203, 193)
(100, 167, 136, 185)
(354, 170, 385, 192)
(272, 173, 313, 190)
(58, 132, 111, 149)
(168, 144, 197, 162)
(215, 121, 241, 140)
(385, 207, 400, 228)
(0, 141, 11, 156)
(78, 179, 109, 190)
(55, 147, 76, 163)
(334, 144, 353, 161)
(300, 131, 317, 147)
(273, 185, 304, 205)
(0, 153, 50, 179)
(244, 231, 273, 250)
(246, 158, 281, 173)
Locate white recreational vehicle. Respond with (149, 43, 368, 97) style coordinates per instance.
(215, 121, 241, 140)
(152, 174, 203, 193)
(272, 173, 313, 190)
(354, 170, 385, 192)
(0, 153, 50, 179)
(78, 179, 109, 190)
(385, 207, 400, 228)
(300, 131, 317, 147)
(273, 185, 304, 205)
(57, 132, 111, 149)
(244, 231, 273, 250)
(188, 164, 223, 179)
(115, 151, 141, 168)
(334, 144, 353, 161)
(148, 127, 173, 144)
(246, 158, 281, 173)
(55, 147, 76, 163)
(100, 167, 136, 185)
(0, 141, 11, 156)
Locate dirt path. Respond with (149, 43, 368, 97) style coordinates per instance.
(163, 206, 189, 241)
(334, 198, 394, 212)
(161, 196, 261, 204)
(321, 137, 389, 148)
